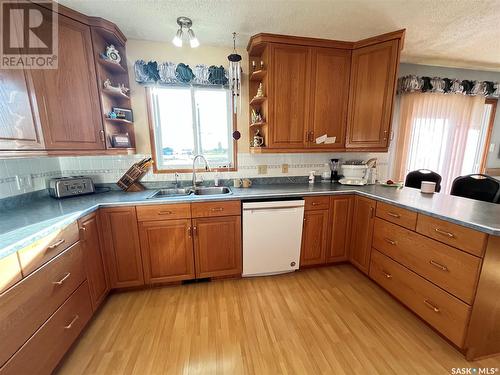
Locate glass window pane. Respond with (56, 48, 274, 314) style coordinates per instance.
(194, 88, 232, 167)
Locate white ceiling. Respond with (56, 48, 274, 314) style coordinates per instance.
(59, 0, 500, 71)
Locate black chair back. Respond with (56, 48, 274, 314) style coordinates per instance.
(450, 174, 500, 203)
(405, 169, 442, 192)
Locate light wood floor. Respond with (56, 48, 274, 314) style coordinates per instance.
(58, 265, 500, 374)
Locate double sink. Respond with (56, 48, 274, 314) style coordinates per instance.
(147, 186, 231, 199)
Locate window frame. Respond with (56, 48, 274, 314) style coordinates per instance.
(146, 86, 238, 174)
(479, 98, 497, 173)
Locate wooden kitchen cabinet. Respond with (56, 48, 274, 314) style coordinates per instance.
(300, 209, 329, 266)
(100, 207, 144, 288)
(349, 196, 376, 274)
(327, 195, 354, 262)
(267, 43, 311, 149)
(308, 48, 351, 150)
(0, 69, 44, 152)
(30, 6, 105, 151)
(192, 216, 242, 278)
(139, 219, 195, 284)
(78, 212, 109, 311)
(346, 39, 400, 150)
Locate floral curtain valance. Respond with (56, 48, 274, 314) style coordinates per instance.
(134, 60, 228, 86)
(397, 75, 500, 98)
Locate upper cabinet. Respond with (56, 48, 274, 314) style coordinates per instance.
(31, 6, 104, 151)
(247, 30, 404, 153)
(0, 3, 134, 156)
(346, 39, 400, 150)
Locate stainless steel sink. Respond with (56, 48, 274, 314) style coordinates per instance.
(147, 187, 192, 199)
(193, 187, 231, 195)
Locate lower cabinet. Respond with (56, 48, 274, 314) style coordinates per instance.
(349, 196, 376, 274)
(193, 216, 242, 278)
(327, 195, 354, 262)
(0, 281, 93, 375)
(139, 219, 195, 284)
(100, 207, 144, 288)
(78, 212, 109, 311)
(300, 209, 329, 266)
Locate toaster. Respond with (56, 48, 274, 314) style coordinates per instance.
(49, 176, 95, 198)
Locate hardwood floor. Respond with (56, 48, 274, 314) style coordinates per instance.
(57, 265, 500, 374)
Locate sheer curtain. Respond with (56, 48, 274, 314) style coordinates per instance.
(392, 92, 486, 192)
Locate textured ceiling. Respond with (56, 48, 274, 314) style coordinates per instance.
(59, 0, 500, 71)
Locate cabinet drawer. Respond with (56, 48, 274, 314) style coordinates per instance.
(136, 203, 191, 221)
(191, 200, 241, 218)
(0, 253, 22, 294)
(373, 218, 481, 304)
(0, 281, 92, 375)
(376, 202, 417, 230)
(304, 196, 330, 211)
(416, 214, 487, 257)
(0, 242, 85, 367)
(17, 222, 79, 276)
(369, 250, 471, 347)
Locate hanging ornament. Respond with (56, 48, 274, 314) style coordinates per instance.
(227, 32, 242, 114)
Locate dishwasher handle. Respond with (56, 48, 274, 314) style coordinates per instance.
(243, 205, 304, 211)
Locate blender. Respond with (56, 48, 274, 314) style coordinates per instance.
(330, 159, 342, 183)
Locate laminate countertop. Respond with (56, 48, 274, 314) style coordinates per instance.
(1, 183, 499, 260)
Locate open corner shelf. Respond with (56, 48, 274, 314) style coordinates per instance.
(250, 70, 266, 81)
(106, 147, 136, 155)
(249, 96, 267, 106)
(250, 122, 266, 128)
(102, 88, 130, 100)
(105, 118, 133, 125)
(98, 58, 127, 74)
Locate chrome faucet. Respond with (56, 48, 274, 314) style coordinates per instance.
(174, 172, 180, 188)
(192, 155, 211, 188)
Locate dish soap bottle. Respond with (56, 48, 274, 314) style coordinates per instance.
(308, 171, 316, 184)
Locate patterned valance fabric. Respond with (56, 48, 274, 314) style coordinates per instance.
(134, 60, 228, 86)
(398, 75, 500, 98)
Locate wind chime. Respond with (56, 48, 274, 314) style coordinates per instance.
(227, 32, 242, 114)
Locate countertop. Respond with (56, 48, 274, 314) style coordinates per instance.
(1, 183, 499, 260)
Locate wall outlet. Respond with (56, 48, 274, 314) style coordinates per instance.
(489, 143, 496, 153)
(282, 163, 289, 173)
(257, 165, 267, 175)
(15, 175, 33, 191)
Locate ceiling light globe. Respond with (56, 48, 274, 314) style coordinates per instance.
(188, 29, 200, 48)
(172, 29, 183, 47)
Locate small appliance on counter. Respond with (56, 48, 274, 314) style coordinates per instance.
(49, 176, 95, 198)
(339, 158, 377, 186)
(330, 159, 342, 183)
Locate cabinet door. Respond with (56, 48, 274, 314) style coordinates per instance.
(78, 212, 109, 311)
(31, 7, 104, 150)
(300, 209, 329, 266)
(139, 219, 195, 284)
(268, 44, 310, 149)
(346, 39, 399, 150)
(308, 48, 351, 150)
(327, 195, 354, 263)
(193, 216, 242, 278)
(0, 69, 44, 151)
(349, 196, 376, 274)
(100, 207, 144, 288)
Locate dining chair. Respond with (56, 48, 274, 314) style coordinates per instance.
(450, 174, 500, 203)
(405, 169, 442, 192)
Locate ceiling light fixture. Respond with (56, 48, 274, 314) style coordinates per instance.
(172, 16, 199, 48)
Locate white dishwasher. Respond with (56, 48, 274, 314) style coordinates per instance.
(242, 199, 305, 277)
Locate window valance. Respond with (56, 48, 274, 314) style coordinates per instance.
(397, 75, 500, 98)
(134, 60, 228, 86)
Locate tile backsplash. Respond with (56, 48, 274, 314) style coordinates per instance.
(0, 153, 389, 199)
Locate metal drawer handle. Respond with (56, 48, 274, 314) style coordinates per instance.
(424, 300, 440, 313)
(429, 260, 448, 272)
(48, 239, 65, 250)
(53, 272, 71, 285)
(64, 315, 79, 329)
(384, 238, 397, 245)
(382, 270, 392, 279)
(193, 226, 197, 235)
(187, 226, 192, 237)
(434, 228, 455, 238)
(311, 202, 320, 206)
(210, 207, 224, 211)
(387, 212, 401, 218)
(158, 211, 173, 215)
